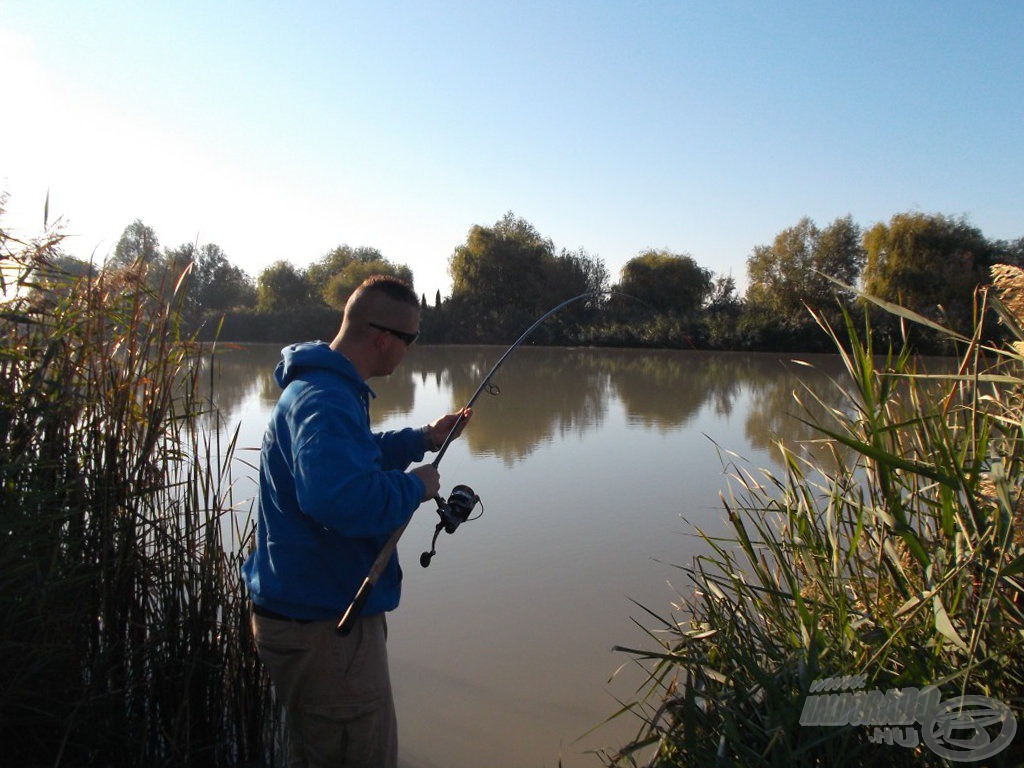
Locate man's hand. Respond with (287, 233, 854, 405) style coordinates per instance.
(426, 407, 473, 452)
(411, 464, 440, 501)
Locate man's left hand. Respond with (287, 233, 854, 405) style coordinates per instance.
(426, 408, 472, 452)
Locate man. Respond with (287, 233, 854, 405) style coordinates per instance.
(242, 275, 471, 767)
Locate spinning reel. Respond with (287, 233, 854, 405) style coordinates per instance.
(420, 484, 482, 568)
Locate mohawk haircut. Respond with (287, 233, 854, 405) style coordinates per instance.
(357, 275, 418, 309)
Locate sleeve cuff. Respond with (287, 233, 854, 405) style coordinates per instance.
(419, 425, 436, 452)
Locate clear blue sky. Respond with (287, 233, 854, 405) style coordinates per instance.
(2, 1, 1021, 300)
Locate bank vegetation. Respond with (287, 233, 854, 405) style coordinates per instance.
(38, 209, 1024, 354)
(603, 274, 1024, 766)
(0, 209, 276, 766)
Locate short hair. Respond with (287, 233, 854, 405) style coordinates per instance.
(356, 275, 418, 309)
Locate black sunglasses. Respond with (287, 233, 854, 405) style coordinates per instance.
(368, 322, 419, 346)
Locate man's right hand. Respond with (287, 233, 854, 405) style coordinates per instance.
(411, 465, 440, 502)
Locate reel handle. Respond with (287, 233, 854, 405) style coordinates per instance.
(420, 497, 448, 568)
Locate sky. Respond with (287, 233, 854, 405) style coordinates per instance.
(2, 1, 1022, 301)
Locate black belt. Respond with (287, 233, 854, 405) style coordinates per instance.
(252, 603, 315, 624)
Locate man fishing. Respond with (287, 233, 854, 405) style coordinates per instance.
(242, 275, 471, 768)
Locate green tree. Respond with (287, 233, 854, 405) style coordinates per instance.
(159, 243, 199, 313)
(307, 245, 383, 303)
(111, 219, 160, 268)
(556, 247, 609, 297)
(862, 212, 997, 332)
(160, 243, 255, 314)
(447, 212, 561, 340)
(162, 242, 195, 282)
(25, 253, 95, 306)
(446, 212, 610, 342)
(194, 244, 256, 311)
(992, 236, 1024, 269)
(449, 212, 556, 308)
(708, 273, 740, 311)
(256, 260, 308, 313)
(745, 215, 864, 319)
(322, 258, 413, 310)
(617, 249, 713, 316)
(703, 272, 744, 349)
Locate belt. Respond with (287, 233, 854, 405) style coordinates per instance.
(252, 603, 315, 624)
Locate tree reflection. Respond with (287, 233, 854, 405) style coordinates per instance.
(609, 349, 742, 430)
(203, 344, 875, 473)
(739, 354, 852, 470)
(194, 344, 280, 431)
(202, 343, 418, 424)
(404, 347, 610, 466)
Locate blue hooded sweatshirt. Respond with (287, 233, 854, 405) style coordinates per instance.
(242, 341, 428, 620)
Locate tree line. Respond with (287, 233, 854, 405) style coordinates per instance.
(57, 210, 1024, 352)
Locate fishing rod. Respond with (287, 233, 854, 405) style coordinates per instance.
(337, 290, 616, 634)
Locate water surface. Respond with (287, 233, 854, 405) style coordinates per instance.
(210, 344, 851, 768)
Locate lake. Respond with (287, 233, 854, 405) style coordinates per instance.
(208, 343, 851, 768)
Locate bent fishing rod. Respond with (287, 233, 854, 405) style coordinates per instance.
(337, 290, 616, 634)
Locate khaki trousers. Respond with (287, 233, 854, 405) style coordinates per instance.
(252, 612, 397, 768)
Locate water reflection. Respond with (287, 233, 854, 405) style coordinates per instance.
(414, 347, 611, 465)
(202, 344, 855, 468)
(609, 349, 738, 430)
(199, 341, 418, 422)
(200, 343, 866, 768)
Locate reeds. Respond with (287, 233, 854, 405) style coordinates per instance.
(606, 277, 1024, 766)
(0, 217, 276, 766)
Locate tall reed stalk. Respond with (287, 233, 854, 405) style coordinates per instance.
(0, 216, 276, 766)
(606, 280, 1024, 766)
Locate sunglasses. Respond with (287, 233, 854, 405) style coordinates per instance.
(368, 322, 419, 346)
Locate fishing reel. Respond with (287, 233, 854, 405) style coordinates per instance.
(420, 484, 482, 568)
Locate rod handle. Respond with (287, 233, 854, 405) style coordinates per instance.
(337, 577, 373, 635)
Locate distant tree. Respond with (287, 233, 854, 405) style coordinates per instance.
(256, 260, 309, 313)
(816, 216, 864, 291)
(160, 242, 255, 313)
(27, 253, 94, 300)
(322, 258, 413, 310)
(617, 249, 713, 316)
(158, 243, 199, 310)
(745, 215, 864, 320)
(447, 213, 556, 340)
(447, 212, 608, 341)
(194, 244, 256, 311)
(555, 247, 610, 297)
(449, 212, 557, 309)
(163, 242, 196, 281)
(702, 273, 744, 350)
(708, 273, 741, 312)
(992, 236, 1024, 269)
(47, 254, 94, 281)
(111, 219, 160, 268)
(862, 212, 997, 332)
(306, 245, 385, 303)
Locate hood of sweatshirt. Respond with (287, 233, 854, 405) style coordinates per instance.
(273, 341, 375, 397)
